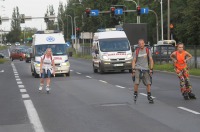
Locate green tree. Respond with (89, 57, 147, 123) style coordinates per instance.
(7, 7, 21, 43)
(45, 5, 57, 30)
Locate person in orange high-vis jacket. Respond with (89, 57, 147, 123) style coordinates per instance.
(170, 42, 196, 100)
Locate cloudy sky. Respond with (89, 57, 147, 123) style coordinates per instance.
(0, 0, 67, 31)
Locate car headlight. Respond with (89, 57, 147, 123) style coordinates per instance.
(102, 55, 109, 60)
(126, 53, 132, 59)
(34, 61, 40, 67)
(61, 62, 70, 66)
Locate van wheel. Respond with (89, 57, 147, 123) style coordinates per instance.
(93, 64, 98, 73)
(65, 71, 70, 76)
(34, 69, 39, 78)
(99, 64, 104, 74)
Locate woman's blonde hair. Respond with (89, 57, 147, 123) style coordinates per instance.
(45, 48, 52, 56)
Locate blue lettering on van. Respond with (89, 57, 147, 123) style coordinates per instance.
(46, 36, 55, 42)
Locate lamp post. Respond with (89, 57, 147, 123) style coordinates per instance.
(74, 16, 79, 54)
(66, 15, 73, 43)
(160, 0, 164, 41)
(149, 10, 159, 42)
(124, 0, 139, 23)
(167, 0, 170, 40)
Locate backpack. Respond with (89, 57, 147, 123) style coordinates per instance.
(135, 47, 150, 65)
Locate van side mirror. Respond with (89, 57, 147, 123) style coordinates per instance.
(95, 49, 99, 54)
(131, 46, 135, 52)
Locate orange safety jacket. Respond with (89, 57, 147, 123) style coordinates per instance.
(175, 50, 187, 70)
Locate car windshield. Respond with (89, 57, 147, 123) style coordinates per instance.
(99, 38, 130, 52)
(160, 46, 175, 51)
(35, 44, 67, 56)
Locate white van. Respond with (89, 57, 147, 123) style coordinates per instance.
(31, 31, 70, 78)
(92, 28, 133, 73)
(157, 40, 176, 46)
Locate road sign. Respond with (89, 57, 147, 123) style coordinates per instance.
(141, 8, 149, 14)
(90, 10, 99, 16)
(115, 8, 123, 15)
(71, 35, 75, 40)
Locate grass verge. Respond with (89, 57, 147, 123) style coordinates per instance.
(154, 63, 200, 76)
(0, 58, 7, 64)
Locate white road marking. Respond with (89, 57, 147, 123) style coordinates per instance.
(14, 74, 19, 76)
(70, 69, 73, 72)
(14, 72, 18, 74)
(140, 93, 156, 99)
(76, 72, 81, 74)
(0, 70, 4, 73)
(17, 81, 22, 84)
(18, 85, 24, 88)
(86, 76, 92, 78)
(22, 94, 30, 99)
(99, 80, 107, 83)
(16, 78, 21, 81)
(24, 100, 45, 132)
(15, 76, 19, 78)
(20, 89, 27, 93)
(115, 85, 126, 89)
(178, 107, 200, 115)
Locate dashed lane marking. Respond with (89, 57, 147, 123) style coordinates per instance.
(20, 89, 27, 93)
(140, 93, 156, 99)
(17, 81, 23, 84)
(86, 76, 92, 78)
(16, 78, 21, 81)
(115, 85, 126, 89)
(76, 72, 81, 75)
(24, 100, 45, 132)
(18, 85, 24, 88)
(99, 80, 108, 83)
(22, 94, 30, 99)
(178, 107, 200, 115)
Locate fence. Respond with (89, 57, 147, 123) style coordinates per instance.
(78, 45, 200, 69)
(152, 45, 200, 68)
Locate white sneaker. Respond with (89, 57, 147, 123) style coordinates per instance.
(39, 86, 43, 91)
(46, 86, 50, 93)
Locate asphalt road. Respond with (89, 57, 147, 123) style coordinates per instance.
(0, 52, 200, 132)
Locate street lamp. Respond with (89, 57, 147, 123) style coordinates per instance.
(66, 15, 73, 43)
(160, 0, 164, 41)
(74, 16, 79, 53)
(149, 10, 159, 42)
(124, 0, 140, 23)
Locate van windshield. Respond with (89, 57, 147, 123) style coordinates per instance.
(35, 44, 67, 56)
(99, 38, 130, 52)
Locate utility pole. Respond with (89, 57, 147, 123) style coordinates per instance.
(167, 0, 170, 40)
(160, 0, 164, 41)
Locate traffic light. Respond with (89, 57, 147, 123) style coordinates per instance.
(136, 6, 141, 16)
(20, 14, 25, 23)
(85, 8, 91, 17)
(0, 17, 1, 25)
(76, 27, 80, 38)
(110, 7, 115, 17)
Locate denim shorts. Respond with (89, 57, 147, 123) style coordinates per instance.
(41, 69, 51, 78)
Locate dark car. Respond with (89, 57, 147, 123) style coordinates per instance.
(10, 48, 26, 61)
(151, 44, 175, 62)
(25, 48, 32, 63)
(0, 53, 4, 58)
